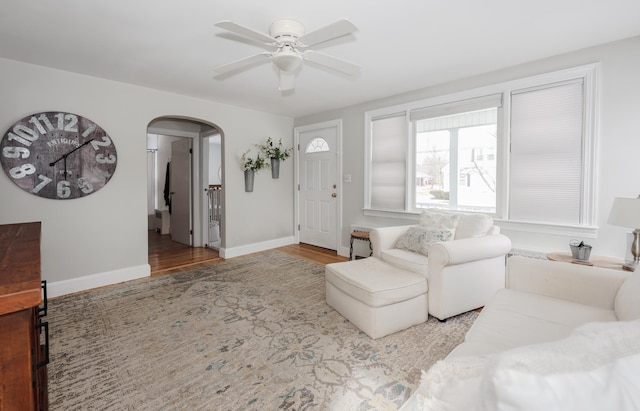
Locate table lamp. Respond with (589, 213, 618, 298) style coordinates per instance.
(608, 196, 640, 271)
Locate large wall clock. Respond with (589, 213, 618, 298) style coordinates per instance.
(0, 111, 117, 199)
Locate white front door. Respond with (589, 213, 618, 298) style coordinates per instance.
(296, 121, 340, 250)
(170, 138, 192, 245)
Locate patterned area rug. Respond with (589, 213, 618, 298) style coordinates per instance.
(47, 251, 477, 411)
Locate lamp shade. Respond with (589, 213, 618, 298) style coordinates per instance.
(608, 197, 640, 229)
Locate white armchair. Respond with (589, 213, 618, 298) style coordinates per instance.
(370, 211, 512, 321)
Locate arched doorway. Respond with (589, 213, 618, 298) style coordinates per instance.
(146, 116, 225, 274)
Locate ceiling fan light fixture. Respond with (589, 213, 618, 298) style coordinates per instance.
(214, 18, 359, 91)
(273, 50, 302, 72)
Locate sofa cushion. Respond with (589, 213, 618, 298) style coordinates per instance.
(414, 320, 640, 411)
(476, 319, 640, 411)
(380, 248, 428, 276)
(615, 271, 640, 321)
(482, 353, 640, 411)
(394, 225, 454, 256)
(464, 289, 618, 353)
(325, 258, 427, 308)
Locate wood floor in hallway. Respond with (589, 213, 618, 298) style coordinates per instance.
(148, 231, 347, 276)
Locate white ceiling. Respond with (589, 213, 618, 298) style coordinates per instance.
(2, 0, 639, 118)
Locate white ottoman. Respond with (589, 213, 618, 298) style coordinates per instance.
(325, 257, 429, 339)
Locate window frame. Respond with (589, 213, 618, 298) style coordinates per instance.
(411, 98, 502, 214)
(364, 64, 599, 237)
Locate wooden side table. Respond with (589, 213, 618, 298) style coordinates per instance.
(350, 231, 372, 260)
(547, 252, 626, 271)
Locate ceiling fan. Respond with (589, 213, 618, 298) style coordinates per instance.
(213, 18, 360, 91)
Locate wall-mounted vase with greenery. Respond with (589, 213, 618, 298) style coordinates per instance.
(241, 149, 267, 192)
(258, 137, 293, 179)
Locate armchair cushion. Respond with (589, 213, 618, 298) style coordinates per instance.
(419, 209, 492, 239)
(394, 225, 455, 256)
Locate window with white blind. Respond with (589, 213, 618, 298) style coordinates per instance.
(364, 64, 598, 230)
(370, 115, 407, 210)
(509, 80, 584, 224)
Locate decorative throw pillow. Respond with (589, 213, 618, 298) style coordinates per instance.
(420, 209, 492, 239)
(419, 209, 461, 234)
(455, 213, 493, 239)
(394, 226, 454, 256)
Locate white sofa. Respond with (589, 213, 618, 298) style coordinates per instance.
(370, 210, 512, 321)
(400, 255, 640, 411)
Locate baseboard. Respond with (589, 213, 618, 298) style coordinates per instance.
(339, 246, 350, 258)
(47, 264, 151, 298)
(220, 236, 295, 259)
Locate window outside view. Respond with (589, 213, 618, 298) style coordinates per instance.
(415, 108, 497, 212)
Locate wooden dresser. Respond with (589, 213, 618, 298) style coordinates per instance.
(0, 222, 48, 410)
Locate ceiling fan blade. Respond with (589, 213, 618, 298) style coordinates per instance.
(214, 52, 272, 75)
(303, 50, 360, 76)
(297, 19, 357, 47)
(279, 70, 296, 91)
(215, 20, 275, 45)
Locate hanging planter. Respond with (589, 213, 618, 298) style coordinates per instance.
(270, 157, 280, 179)
(244, 170, 255, 192)
(258, 137, 292, 179)
(241, 149, 267, 192)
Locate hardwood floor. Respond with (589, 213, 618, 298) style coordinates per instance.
(277, 243, 349, 265)
(148, 231, 222, 276)
(148, 231, 347, 276)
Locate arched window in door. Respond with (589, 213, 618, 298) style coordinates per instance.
(305, 137, 330, 153)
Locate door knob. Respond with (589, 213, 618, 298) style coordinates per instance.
(331, 193, 337, 198)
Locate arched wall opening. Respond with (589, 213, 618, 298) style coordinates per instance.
(146, 116, 225, 254)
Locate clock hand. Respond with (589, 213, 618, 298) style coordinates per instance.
(49, 138, 95, 167)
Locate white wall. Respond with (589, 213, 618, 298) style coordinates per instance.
(0, 57, 294, 296)
(295, 36, 640, 259)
